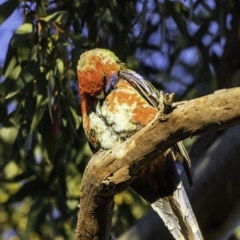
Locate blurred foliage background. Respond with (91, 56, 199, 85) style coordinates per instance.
(0, 0, 240, 239)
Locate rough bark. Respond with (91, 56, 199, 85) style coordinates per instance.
(75, 87, 240, 240)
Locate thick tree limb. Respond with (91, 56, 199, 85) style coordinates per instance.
(75, 87, 240, 240)
(118, 125, 240, 240)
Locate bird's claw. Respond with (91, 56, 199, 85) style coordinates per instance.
(158, 91, 175, 121)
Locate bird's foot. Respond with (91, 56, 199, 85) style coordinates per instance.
(158, 91, 175, 121)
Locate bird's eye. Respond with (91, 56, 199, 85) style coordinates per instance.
(102, 73, 106, 85)
(95, 90, 105, 99)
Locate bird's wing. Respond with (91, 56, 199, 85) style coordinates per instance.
(119, 69, 194, 186)
(174, 142, 194, 187)
(119, 69, 159, 108)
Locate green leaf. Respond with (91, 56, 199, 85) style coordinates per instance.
(5, 61, 40, 99)
(15, 23, 33, 35)
(30, 44, 40, 61)
(16, 43, 31, 63)
(0, 0, 18, 24)
(69, 105, 80, 130)
(47, 72, 55, 122)
(0, 65, 22, 98)
(69, 33, 91, 46)
(11, 23, 33, 48)
(36, 0, 47, 17)
(0, 125, 19, 159)
(3, 55, 18, 78)
(0, 108, 21, 162)
(2, 44, 17, 78)
(30, 94, 48, 133)
(55, 58, 64, 79)
(39, 11, 68, 23)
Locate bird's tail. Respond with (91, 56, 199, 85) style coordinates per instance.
(151, 181, 203, 240)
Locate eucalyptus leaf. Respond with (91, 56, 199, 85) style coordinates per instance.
(47, 72, 55, 122)
(30, 94, 48, 133)
(3, 39, 17, 76)
(11, 23, 33, 48)
(3, 55, 17, 79)
(0, 124, 19, 149)
(69, 33, 90, 46)
(5, 61, 39, 99)
(1, 65, 22, 98)
(0, 110, 21, 161)
(56, 58, 64, 79)
(39, 11, 68, 23)
(17, 44, 31, 63)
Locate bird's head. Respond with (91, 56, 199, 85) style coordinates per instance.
(77, 48, 124, 99)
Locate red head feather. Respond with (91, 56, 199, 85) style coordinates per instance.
(77, 49, 123, 97)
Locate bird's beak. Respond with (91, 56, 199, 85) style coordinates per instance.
(95, 90, 105, 99)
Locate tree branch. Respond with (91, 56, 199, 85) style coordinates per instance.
(75, 87, 240, 240)
(118, 125, 240, 240)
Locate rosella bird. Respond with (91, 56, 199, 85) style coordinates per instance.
(77, 48, 203, 240)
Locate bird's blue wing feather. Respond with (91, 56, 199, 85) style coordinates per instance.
(119, 69, 159, 108)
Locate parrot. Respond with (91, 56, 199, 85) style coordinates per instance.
(77, 48, 203, 240)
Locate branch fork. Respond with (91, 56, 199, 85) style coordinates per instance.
(75, 87, 240, 240)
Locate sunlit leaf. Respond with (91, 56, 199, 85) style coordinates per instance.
(3, 55, 17, 79)
(30, 44, 40, 61)
(0, 109, 21, 161)
(39, 11, 68, 23)
(0, 65, 21, 98)
(17, 43, 31, 63)
(69, 106, 80, 130)
(55, 58, 64, 79)
(36, 0, 47, 17)
(0, 124, 19, 157)
(4, 161, 22, 179)
(11, 23, 33, 48)
(0, 188, 9, 203)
